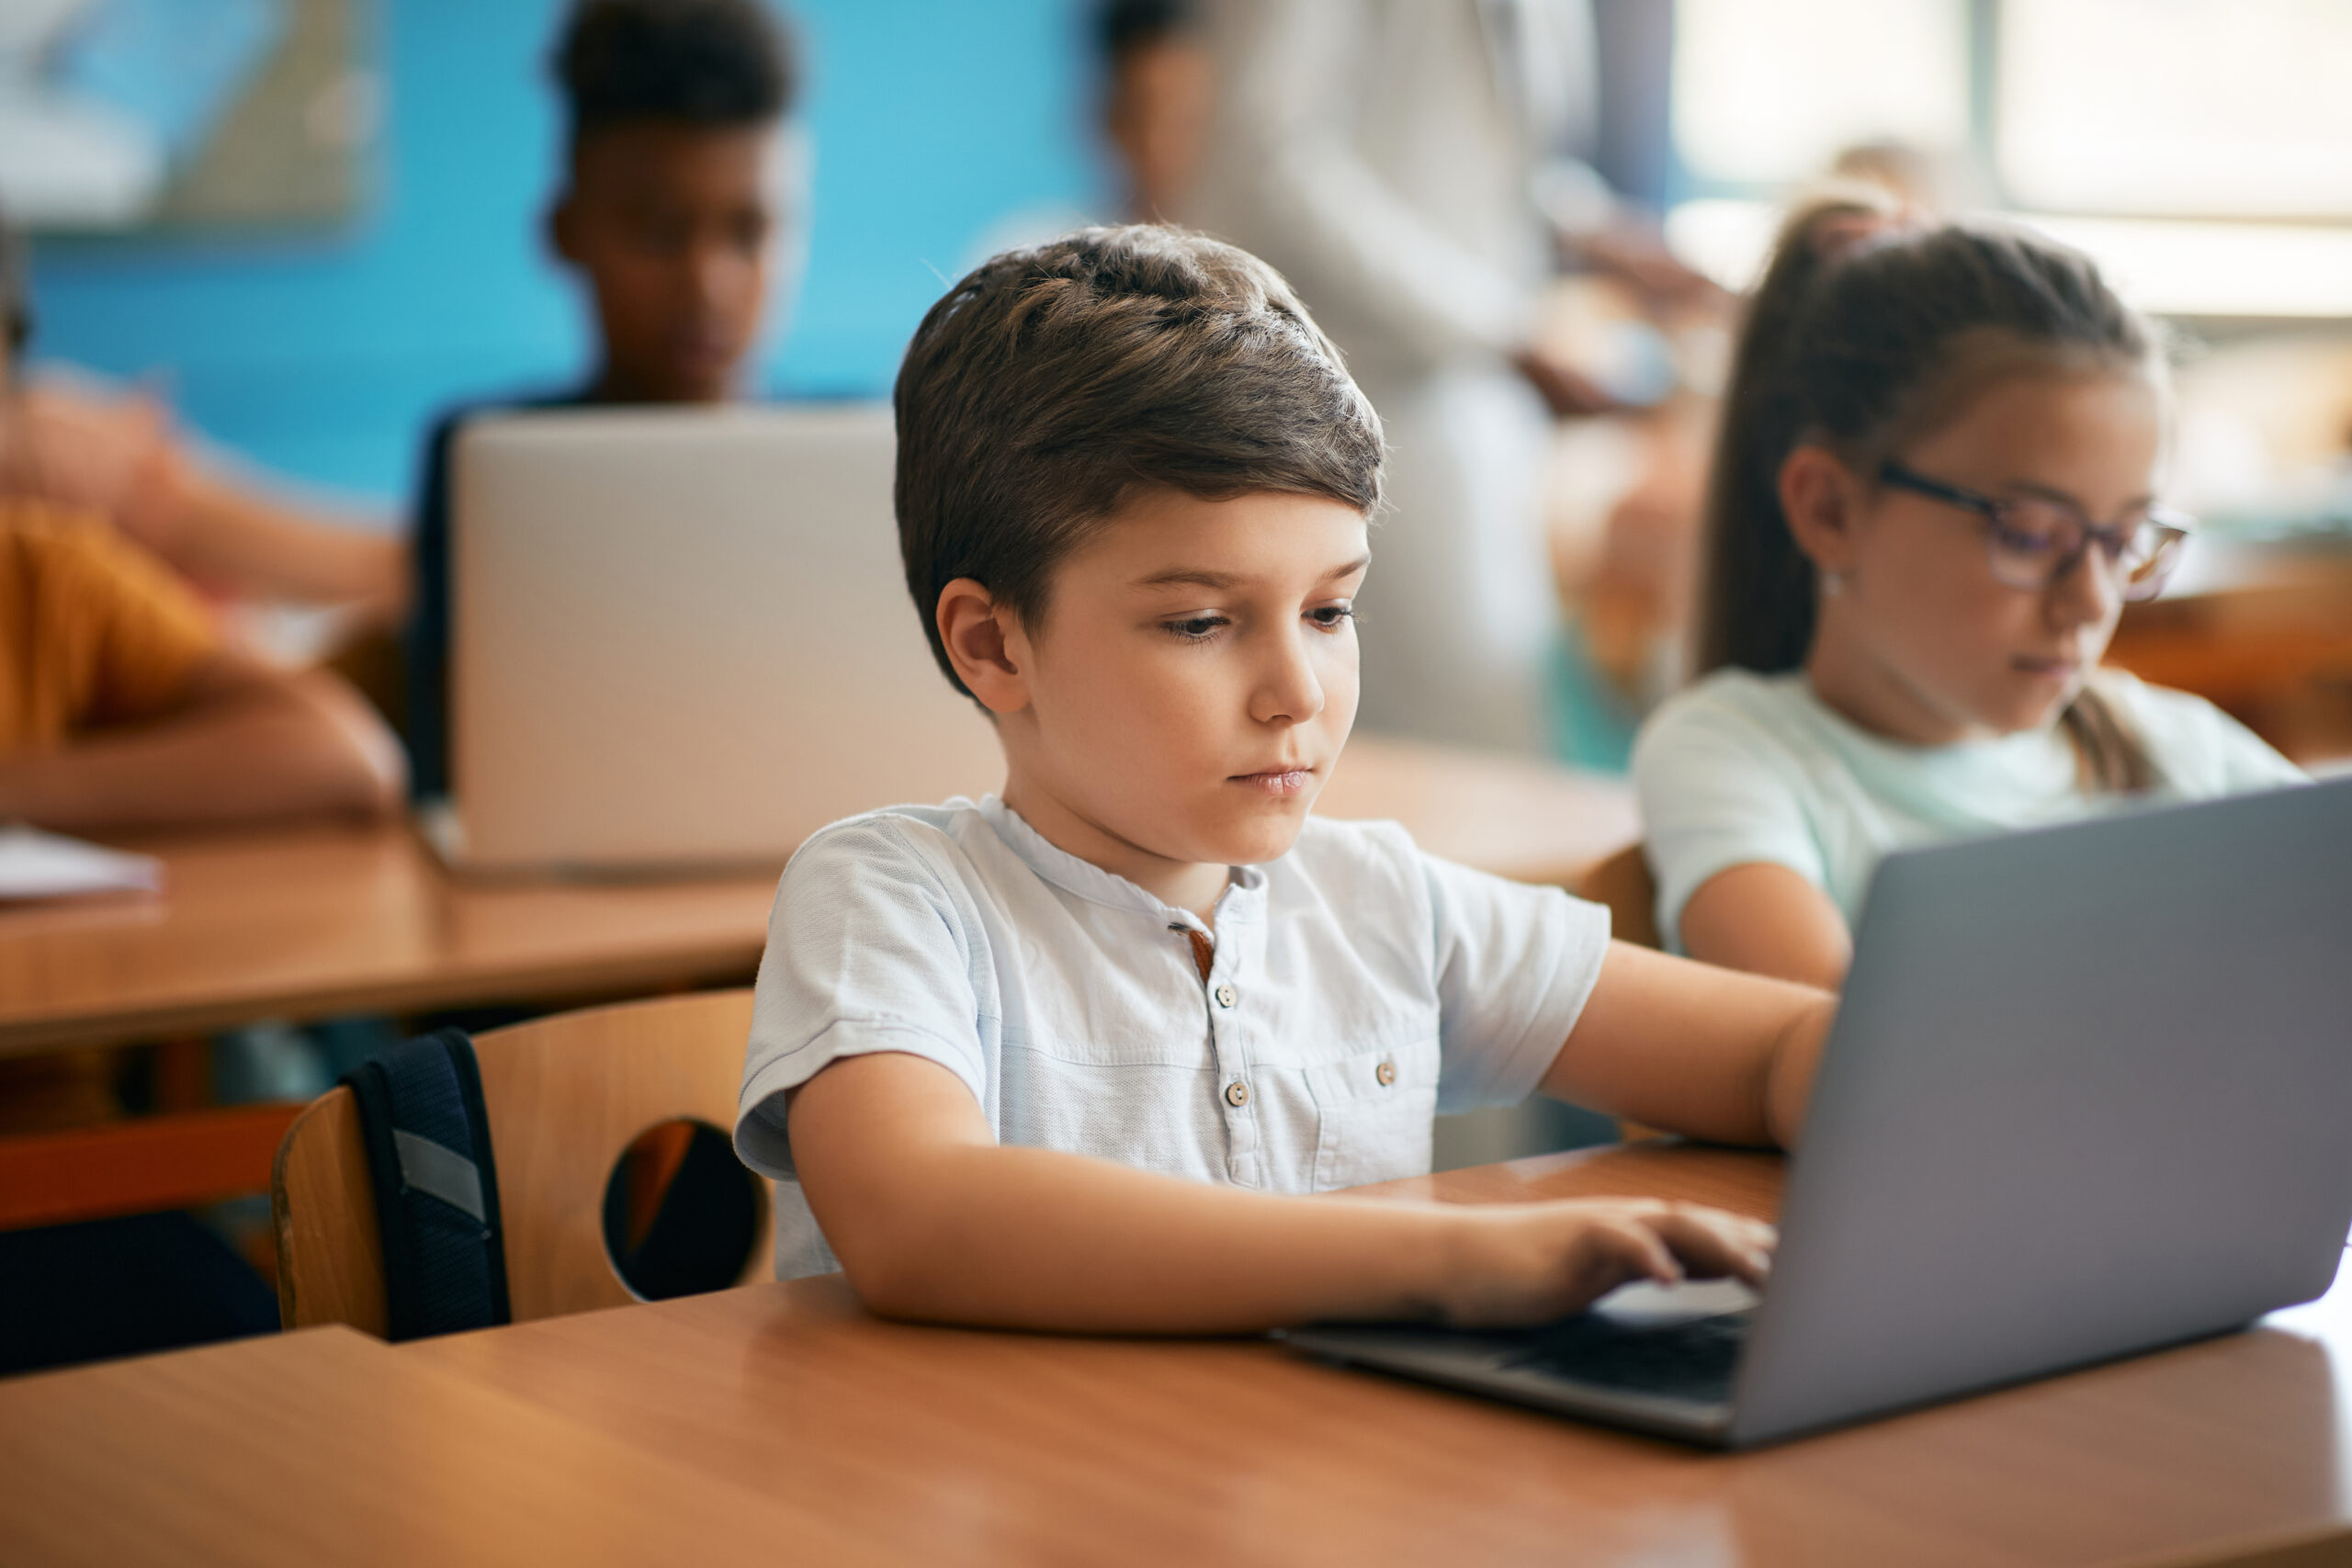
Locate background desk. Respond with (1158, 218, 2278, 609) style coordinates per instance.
(0, 735, 1630, 1058)
(2109, 536, 2352, 767)
(0, 736, 1634, 1228)
(4, 1144, 2342, 1566)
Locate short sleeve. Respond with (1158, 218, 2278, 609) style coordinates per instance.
(734, 817, 992, 1179)
(1631, 695, 1827, 953)
(1424, 852, 1611, 1112)
(45, 513, 219, 729)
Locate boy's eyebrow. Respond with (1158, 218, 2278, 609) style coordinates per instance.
(1135, 554, 1374, 591)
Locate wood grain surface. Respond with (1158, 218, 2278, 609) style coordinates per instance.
(0, 736, 1634, 1056)
(0, 1325, 889, 1568)
(390, 1144, 2351, 1568)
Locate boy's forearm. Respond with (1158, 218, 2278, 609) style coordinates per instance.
(823, 1139, 1455, 1334)
(1543, 942, 1834, 1148)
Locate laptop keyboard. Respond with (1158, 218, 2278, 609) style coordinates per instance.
(1502, 1310, 1753, 1404)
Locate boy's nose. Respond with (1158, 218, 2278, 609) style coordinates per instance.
(1250, 631, 1326, 726)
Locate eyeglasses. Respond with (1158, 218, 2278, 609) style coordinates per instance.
(1877, 459, 2191, 603)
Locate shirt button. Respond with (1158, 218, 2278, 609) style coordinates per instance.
(1214, 983, 1238, 1009)
(1375, 1060, 1396, 1088)
(1224, 1079, 1250, 1108)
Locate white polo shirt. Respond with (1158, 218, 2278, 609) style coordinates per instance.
(735, 795, 1611, 1279)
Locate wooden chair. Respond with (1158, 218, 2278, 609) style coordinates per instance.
(1575, 841, 1660, 951)
(271, 988, 769, 1335)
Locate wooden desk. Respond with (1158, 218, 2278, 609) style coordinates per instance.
(0, 735, 1634, 1058)
(371, 1143, 2342, 1568)
(0, 1323, 889, 1567)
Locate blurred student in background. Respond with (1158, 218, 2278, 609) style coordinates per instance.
(0, 213, 403, 842)
(0, 245, 404, 631)
(1633, 194, 2304, 988)
(1177, 0, 1706, 753)
(1096, 0, 1213, 221)
(405, 0, 802, 799)
(0, 212, 401, 1143)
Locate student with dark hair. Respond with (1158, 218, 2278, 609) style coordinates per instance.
(1630, 192, 2302, 988)
(404, 0, 800, 798)
(734, 226, 1834, 1333)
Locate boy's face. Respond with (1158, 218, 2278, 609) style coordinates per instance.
(553, 121, 786, 402)
(982, 488, 1370, 893)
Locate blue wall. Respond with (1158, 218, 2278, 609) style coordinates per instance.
(26, 0, 1104, 505)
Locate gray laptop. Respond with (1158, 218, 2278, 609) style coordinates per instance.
(434, 404, 1003, 875)
(1285, 775, 2352, 1448)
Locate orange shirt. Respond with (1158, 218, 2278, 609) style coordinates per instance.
(0, 500, 220, 751)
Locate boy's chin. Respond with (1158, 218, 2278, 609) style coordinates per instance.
(1197, 801, 1314, 867)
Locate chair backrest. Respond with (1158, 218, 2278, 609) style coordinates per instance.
(1576, 841, 1660, 950)
(272, 987, 765, 1334)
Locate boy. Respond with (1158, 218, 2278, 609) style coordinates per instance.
(735, 227, 1830, 1333)
(404, 0, 799, 797)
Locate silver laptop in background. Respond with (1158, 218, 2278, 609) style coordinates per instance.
(1287, 775, 2352, 1448)
(434, 403, 1004, 876)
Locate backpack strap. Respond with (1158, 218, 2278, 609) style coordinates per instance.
(342, 1029, 511, 1340)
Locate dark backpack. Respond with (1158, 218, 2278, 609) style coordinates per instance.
(342, 1029, 510, 1340)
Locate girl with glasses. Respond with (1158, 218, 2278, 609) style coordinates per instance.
(1630, 193, 2303, 988)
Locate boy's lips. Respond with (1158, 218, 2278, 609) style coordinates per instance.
(1229, 764, 1319, 798)
(2011, 653, 2081, 679)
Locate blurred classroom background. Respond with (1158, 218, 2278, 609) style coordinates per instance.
(15, 0, 1099, 495)
(14, 0, 2351, 773)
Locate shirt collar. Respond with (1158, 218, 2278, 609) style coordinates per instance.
(976, 795, 1268, 931)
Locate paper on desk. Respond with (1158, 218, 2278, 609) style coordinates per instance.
(0, 823, 163, 900)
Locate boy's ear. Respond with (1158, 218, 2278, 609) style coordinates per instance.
(936, 578, 1031, 716)
(1778, 444, 1867, 577)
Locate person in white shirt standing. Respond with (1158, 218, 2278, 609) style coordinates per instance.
(1176, 0, 1693, 752)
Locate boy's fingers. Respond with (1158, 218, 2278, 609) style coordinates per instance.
(1589, 1215, 1682, 1289)
(1648, 1207, 1777, 1286)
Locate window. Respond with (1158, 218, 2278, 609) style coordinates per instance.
(1672, 0, 1970, 189)
(1998, 0, 2352, 219)
(1666, 0, 2352, 317)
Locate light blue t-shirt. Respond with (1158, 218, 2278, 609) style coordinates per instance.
(1631, 669, 2306, 952)
(735, 796, 1611, 1279)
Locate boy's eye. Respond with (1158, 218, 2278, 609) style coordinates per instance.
(1306, 604, 1355, 631)
(1164, 615, 1227, 641)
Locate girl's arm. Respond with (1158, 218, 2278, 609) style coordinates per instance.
(1541, 940, 1836, 1148)
(1678, 863, 1854, 990)
(787, 1050, 1775, 1334)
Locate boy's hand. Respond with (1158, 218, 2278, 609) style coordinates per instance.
(1433, 1198, 1775, 1329)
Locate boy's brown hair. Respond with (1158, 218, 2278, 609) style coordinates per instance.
(894, 225, 1384, 698)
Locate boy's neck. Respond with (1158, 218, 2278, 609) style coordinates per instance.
(1001, 774, 1233, 929)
